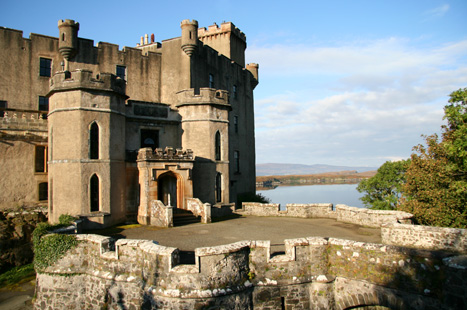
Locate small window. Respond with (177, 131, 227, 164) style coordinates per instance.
(39, 58, 52, 77)
(140, 129, 159, 150)
(38, 96, 49, 112)
(233, 116, 238, 133)
(38, 182, 48, 201)
(116, 65, 126, 80)
(215, 131, 221, 161)
(90, 174, 100, 212)
(35, 145, 48, 173)
(209, 74, 214, 88)
(232, 85, 237, 99)
(215, 172, 222, 203)
(234, 151, 240, 173)
(0, 100, 6, 118)
(90, 122, 99, 159)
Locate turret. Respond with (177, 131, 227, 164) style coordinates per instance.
(246, 63, 259, 81)
(58, 19, 79, 71)
(180, 19, 198, 57)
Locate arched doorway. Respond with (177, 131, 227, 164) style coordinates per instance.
(158, 172, 177, 208)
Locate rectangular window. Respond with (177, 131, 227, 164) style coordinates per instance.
(35, 145, 48, 173)
(233, 85, 237, 99)
(234, 116, 238, 133)
(38, 182, 48, 201)
(141, 129, 159, 150)
(38, 96, 49, 111)
(209, 74, 214, 88)
(39, 58, 52, 77)
(0, 100, 6, 117)
(116, 65, 126, 80)
(234, 151, 240, 173)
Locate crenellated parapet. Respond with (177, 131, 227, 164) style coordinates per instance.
(48, 69, 126, 96)
(137, 147, 194, 162)
(198, 22, 246, 43)
(34, 231, 467, 309)
(176, 88, 230, 108)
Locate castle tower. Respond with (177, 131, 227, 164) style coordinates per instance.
(58, 19, 79, 71)
(47, 70, 127, 228)
(180, 20, 198, 57)
(176, 88, 231, 205)
(198, 22, 247, 67)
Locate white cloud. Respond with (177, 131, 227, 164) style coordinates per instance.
(251, 37, 467, 167)
(423, 4, 450, 19)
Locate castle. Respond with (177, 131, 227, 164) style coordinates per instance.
(0, 19, 258, 228)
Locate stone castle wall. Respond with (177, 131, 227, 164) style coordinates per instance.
(240, 202, 466, 253)
(34, 230, 467, 309)
(241, 202, 413, 228)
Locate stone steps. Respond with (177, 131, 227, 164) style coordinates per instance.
(173, 210, 201, 226)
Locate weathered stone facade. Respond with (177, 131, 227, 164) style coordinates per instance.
(0, 19, 258, 228)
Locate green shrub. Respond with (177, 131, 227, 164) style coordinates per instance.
(237, 192, 271, 206)
(58, 214, 78, 226)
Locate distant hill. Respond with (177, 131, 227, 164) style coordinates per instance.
(256, 163, 378, 176)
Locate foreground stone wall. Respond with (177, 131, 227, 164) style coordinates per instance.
(34, 232, 467, 309)
(382, 223, 467, 252)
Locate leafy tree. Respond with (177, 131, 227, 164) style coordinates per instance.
(357, 160, 410, 210)
(398, 88, 467, 228)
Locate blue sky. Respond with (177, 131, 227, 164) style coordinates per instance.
(2, 0, 466, 167)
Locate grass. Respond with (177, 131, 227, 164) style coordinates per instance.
(0, 264, 36, 289)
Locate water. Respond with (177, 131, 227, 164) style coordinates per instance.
(257, 184, 366, 209)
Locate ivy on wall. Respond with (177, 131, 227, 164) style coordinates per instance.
(32, 215, 79, 271)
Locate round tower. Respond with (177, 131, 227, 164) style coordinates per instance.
(180, 19, 198, 57)
(58, 19, 79, 71)
(176, 88, 231, 205)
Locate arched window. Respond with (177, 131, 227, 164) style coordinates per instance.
(90, 122, 99, 159)
(215, 172, 222, 203)
(90, 174, 99, 212)
(215, 131, 221, 161)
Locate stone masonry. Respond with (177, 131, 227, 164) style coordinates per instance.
(34, 207, 467, 309)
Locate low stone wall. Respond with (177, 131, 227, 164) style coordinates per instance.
(34, 233, 467, 309)
(335, 204, 413, 228)
(240, 202, 412, 227)
(382, 223, 467, 252)
(186, 198, 211, 223)
(241, 202, 335, 218)
(148, 200, 173, 227)
(211, 203, 236, 218)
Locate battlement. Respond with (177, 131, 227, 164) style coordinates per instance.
(176, 88, 230, 107)
(198, 22, 246, 43)
(58, 19, 79, 28)
(137, 146, 194, 161)
(49, 69, 126, 96)
(35, 224, 467, 309)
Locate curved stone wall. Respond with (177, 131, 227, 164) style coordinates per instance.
(34, 231, 467, 309)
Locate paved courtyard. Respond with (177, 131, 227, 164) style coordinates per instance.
(102, 215, 382, 251)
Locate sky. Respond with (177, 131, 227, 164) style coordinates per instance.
(2, 0, 466, 168)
